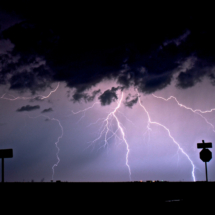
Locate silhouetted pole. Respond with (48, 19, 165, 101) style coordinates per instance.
(205, 162, 208, 182)
(0, 149, 13, 183)
(2, 158, 4, 183)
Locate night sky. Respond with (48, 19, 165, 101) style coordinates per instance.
(0, 3, 215, 182)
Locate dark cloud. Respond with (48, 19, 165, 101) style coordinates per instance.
(98, 87, 122, 106)
(0, 39, 14, 54)
(176, 60, 210, 89)
(9, 69, 50, 94)
(0, 51, 53, 94)
(0, 8, 22, 32)
(0, 122, 6, 126)
(137, 73, 172, 94)
(176, 71, 201, 89)
(124, 94, 138, 108)
(16, 105, 40, 112)
(1, 7, 215, 101)
(41, 108, 53, 113)
(72, 89, 101, 103)
(208, 73, 215, 86)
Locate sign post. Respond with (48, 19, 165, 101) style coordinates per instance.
(197, 140, 212, 182)
(0, 149, 13, 183)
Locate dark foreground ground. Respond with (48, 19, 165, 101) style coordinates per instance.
(1, 181, 214, 203)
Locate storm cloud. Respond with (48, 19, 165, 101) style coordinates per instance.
(1, 6, 215, 105)
(72, 89, 101, 103)
(41, 108, 53, 113)
(124, 94, 138, 108)
(16, 105, 40, 112)
(98, 87, 122, 106)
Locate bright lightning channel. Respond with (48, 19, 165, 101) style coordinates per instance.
(152, 94, 215, 113)
(26, 114, 63, 181)
(138, 92, 196, 182)
(73, 92, 132, 181)
(152, 94, 215, 132)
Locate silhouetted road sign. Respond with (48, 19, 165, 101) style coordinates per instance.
(0, 149, 13, 158)
(197, 141, 212, 149)
(0, 149, 13, 183)
(197, 140, 213, 182)
(200, 148, 212, 162)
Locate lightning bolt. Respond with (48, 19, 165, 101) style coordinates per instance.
(1, 83, 62, 181)
(73, 92, 132, 181)
(0, 82, 60, 101)
(26, 114, 64, 181)
(138, 91, 196, 181)
(1, 80, 202, 181)
(152, 94, 215, 132)
(70, 102, 100, 123)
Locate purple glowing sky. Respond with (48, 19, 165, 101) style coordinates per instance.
(1, 78, 215, 182)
